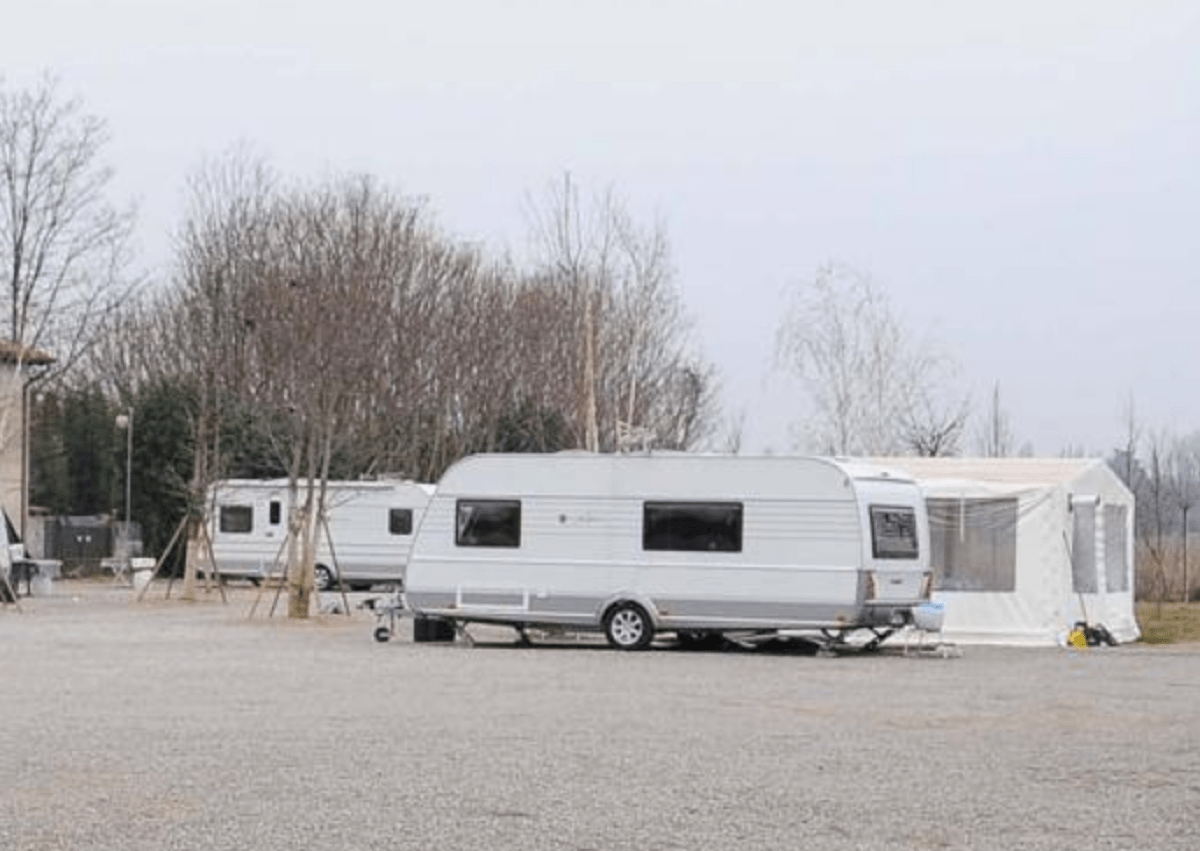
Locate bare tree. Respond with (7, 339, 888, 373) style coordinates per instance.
(525, 174, 608, 451)
(525, 175, 718, 453)
(1138, 432, 1175, 613)
(775, 263, 966, 456)
(901, 354, 970, 457)
(166, 150, 277, 599)
(236, 176, 432, 616)
(1168, 433, 1200, 602)
(1109, 394, 1143, 495)
(1120, 394, 1141, 485)
(1, 74, 137, 539)
(975, 381, 1015, 458)
(0, 74, 136, 376)
(714, 410, 746, 455)
(92, 164, 719, 618)
(904, 395, 970, 457)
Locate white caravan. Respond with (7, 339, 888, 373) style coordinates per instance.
(403, 453, 933, 649)
(206, 478, 434, 590)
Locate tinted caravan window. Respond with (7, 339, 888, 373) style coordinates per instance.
(869, 505, 919, 559)
(456, 500, 521, 548)
(389, 508, 414, 536)
(219, 505, 253, 534)
(643, 502, 743, 552)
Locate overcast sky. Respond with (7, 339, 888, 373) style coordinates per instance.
(5, 1, 1197, 455)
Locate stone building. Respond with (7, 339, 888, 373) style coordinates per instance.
(0, 340, 56, 538)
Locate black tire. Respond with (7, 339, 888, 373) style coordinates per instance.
(373, 626, 391, 643)
(604, 602, 654, 651)
(314, 565, 335, 592)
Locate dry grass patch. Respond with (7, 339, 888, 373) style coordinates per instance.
(1136, 602, 1200, 644)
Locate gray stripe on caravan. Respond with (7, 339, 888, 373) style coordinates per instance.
(406, 591, 871, 627)
(653, 598, 856, 623)
(526, 596, 861, 626)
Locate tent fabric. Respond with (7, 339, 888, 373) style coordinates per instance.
(867, 457, 1139, 646)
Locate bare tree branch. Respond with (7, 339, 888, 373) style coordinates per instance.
(776, 263, 966, 456)
(0, 73, 137, 379)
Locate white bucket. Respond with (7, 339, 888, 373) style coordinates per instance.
(132, 569, 154, 592)
(912, 601, 946, 632)
(30, 573, 53, 596)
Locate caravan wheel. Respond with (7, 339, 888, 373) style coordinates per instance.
(314, 565, 335, 592)
(604, 603, 654, 651)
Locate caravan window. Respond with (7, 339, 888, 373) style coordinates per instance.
(389, 508, 414, 536)
(642, 502, 743, 552)
(219, 505, 253, 534)
(269, 501, 282, 525)
(456, 500, 521, 548)
(926, 498, 1017, 592)
(869, 506, 919, 559)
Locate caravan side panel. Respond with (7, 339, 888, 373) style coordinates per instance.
(206, 479, 432, 586)
(408, 492, 866, 628)
(313, 482, 433, 584)
(404, 454, 931, 636)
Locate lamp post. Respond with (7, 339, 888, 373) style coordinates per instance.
(115, 409, 132, 560)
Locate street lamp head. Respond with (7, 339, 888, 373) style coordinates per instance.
(116, 413, 129, 429)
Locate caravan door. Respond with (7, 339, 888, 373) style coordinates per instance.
(856, 476, 932, 609)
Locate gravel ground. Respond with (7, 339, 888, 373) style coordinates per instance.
(2, 579, 1199, 851)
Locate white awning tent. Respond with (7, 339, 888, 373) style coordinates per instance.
(870, 458, 1139, 646)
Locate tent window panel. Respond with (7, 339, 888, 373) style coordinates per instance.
(1104, 504, 1129, 592)
(926, 498, 1017, 592)
(1072, 503, 1098, 593)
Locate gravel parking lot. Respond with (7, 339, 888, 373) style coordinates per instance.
(2, 579, 1199, 851)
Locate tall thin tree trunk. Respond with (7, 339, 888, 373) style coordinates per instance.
(583, 292, 599, 452)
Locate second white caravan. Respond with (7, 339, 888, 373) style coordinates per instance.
(207, 478, 434, 590)
(403, 453, 933, 649)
